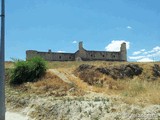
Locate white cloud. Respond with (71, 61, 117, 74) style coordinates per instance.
(57, 51, 66, 53)
(105, 40, 130, 51)
(132, 49, 145, 55)
(143, 51, 148, 55)
(129, 46, 160, 62)
(126, 26, 132, 29)
(137, 58, 154, 62)
(129, 56, 145, 60)
(72, 41, 77, 44)
(147, 51, 160, 58)
(149, 46, 160, 53)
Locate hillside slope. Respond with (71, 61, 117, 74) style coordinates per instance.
(5, 61, 160, 120)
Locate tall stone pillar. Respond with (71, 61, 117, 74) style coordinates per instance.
(79, 41, 83, 51)
(120, 42, 127, 61)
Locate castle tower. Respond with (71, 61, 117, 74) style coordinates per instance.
(79, 41, 83, 51)
(76, 41, 87, 60)
(120, 42, 127, 61)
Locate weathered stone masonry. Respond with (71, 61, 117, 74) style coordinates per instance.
(26, 42, 127, 61)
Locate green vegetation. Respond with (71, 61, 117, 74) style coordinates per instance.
(10, 57, 47, 85)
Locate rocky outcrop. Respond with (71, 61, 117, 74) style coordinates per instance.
(76, 64, 95, 72)
(107, 64, 143, 79)
(153, 64, 160, 77)
(76, 64, 143, 80)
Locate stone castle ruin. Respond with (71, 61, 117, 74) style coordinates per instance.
(26, 42, 127, 61)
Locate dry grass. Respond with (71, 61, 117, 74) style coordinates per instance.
(120, 78, 160, 105)
(33, 71, 70, 90)
(21, 71, 72, 96)
(5, 61, 160, 105)
(5, 61, 14, 69)
(47, 61, 130, 69)
(6, 61, 159, 69)
(72, 62, 160, 105)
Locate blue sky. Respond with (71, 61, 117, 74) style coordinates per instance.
(5, 0, 160, 61)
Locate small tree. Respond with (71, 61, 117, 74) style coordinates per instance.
(10, 57, 47, 85)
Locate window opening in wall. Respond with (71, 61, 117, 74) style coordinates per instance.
(69, 57, 71, 59)
(102, 55, 105, 57)
(91, 54, 93, 57)
(59, 56, 61, 59)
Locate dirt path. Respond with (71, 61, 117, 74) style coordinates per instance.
(57, 69, 96, 92)
(48, 69, 72, 84)
(49, 69, 99, 93)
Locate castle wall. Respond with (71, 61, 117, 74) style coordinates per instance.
(26, 50, 75, 61)
(75, 50, 87, 60)
(75, 41, 87, 60)
(50, 53, 75, 61)
(26, 42, 127, 61)
(26, 50, 38, 60)
(83, 51, 121, 61)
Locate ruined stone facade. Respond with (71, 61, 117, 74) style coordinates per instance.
(26, 42, 127, 61)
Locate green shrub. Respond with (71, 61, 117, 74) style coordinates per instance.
(10, 57, 47, 85)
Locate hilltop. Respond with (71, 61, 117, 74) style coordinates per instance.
(5, 61, 160, 120)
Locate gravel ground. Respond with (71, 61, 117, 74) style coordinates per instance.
(6, 111, 30, 120)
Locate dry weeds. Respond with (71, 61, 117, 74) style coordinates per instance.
(6, 61, 160, 105)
